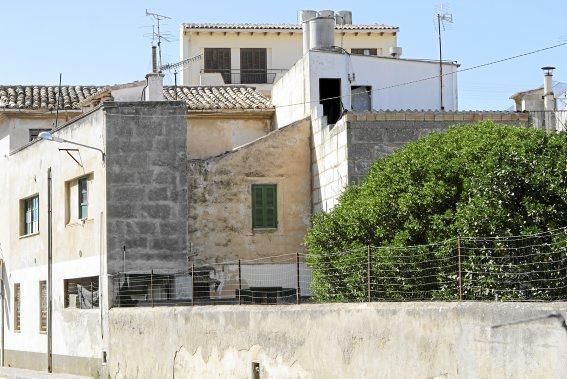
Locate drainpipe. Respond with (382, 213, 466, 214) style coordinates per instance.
(47, 168, 53, 372)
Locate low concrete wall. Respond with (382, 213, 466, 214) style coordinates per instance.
(108, 302, 567, 378)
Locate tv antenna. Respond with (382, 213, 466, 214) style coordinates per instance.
(145, 9, 171, 69)
(436, 4, 453, 111)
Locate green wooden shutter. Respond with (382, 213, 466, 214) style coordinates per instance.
(252, 184, 277, 229)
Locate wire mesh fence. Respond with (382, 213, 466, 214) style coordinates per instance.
(111, 227, 567, 307)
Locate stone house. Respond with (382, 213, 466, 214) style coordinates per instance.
(0, 8, 532, 377)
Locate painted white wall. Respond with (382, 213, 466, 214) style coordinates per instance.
(1, 109, 107, 368)
(180, 29, 398, 90)
(273, 51, 459, 128)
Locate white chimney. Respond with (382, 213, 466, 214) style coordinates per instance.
(299, 10, 317, 54)
(145, 45, 164, 101)
(309, 11, 335, 51)
(542, 66, 555, 111)
(336, 10, 352, 25)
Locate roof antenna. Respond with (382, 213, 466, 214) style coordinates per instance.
(54, 73, 62, 128)
(435, 2, 453, 111)
(145, 9, 171, 69)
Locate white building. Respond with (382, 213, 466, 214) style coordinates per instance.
(510, 66, 566, 131)
(180, 10, 400, 94)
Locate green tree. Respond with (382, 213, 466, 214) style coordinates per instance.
(306, 122, 567, 301)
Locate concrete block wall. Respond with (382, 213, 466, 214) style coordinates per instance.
(345, 111, 529, 183)
(104, 102, 188, 274)
(311, 116, 349, 212)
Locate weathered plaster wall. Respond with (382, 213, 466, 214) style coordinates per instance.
(1, 109, 106, 376)
(188, 118, 311, 262)
(187, 113, 273, 159)
(108, 302, 567, 378)
(105, 102, 188, 274)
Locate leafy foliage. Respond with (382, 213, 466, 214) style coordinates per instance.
(306, 122, 567, 301)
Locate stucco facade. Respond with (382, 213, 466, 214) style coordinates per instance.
(188, 118, 312, 262)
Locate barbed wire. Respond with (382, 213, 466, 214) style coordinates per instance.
(107, 227, 567, 307)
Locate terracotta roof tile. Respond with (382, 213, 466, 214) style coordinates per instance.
(0, 85, 103, 110)
(163, 86, 273, 110)
(1, 85, 273, 111)
(183, 23, 398, 31)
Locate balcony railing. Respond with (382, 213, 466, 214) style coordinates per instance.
(201, 69, 286, 85)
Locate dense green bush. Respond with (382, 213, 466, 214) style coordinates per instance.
(306, 122, 567, 301)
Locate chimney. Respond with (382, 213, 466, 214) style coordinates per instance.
(542, 66, 555, 111)
(309, 10, 335, 51)
(299, 10, 317, 54)
(145, 45, 164, 101)
(336, 10, 352, 25)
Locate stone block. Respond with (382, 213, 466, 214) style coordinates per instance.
(424, 113, 435, 121)
(108, 204, 136, 219)
(374, 112, 387, 121)
(148, 187, 171, 201)
(151, 237, 180, 251)
(124, 236, 149, 249)
(159, 221, 185, 235)
(135, 221, 158, 235)
(463, 113, 474, 121)
(153, 170, 177, 185)
(112, 186, 145, 202)
(142, 204, 172, 219)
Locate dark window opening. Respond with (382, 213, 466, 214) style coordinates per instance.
(29, 129, 51, 142)
(64, 276, 99, 309)
(319, 78, 342, 125)
(351, 86, 372, 112)
(351, 48, 378, 56)
(240, 48, 267, 84)
(204, 48, 231, 84)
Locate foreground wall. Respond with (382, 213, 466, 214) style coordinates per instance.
(108, 302, 567, 378)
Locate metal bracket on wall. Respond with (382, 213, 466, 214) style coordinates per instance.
(58, 148, 83, 167)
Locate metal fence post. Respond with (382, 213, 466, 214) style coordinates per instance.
(150, 269, 154, 307)
(296, 252, 301, 305)
(191, 264, 195, 306)
(367, 246, 371, 302)
(238, 260, 242, 305)
(457, 235, 463, 301)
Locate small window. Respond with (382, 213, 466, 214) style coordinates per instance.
(22, 195, 39, 235)
(252, 184, 277, 229)
(14, 283, 21, 332)
(29, 128, 51, 142)
(39, 281, 47, 333)
(351, 48, 378, 56)
(64, 276, 99, 309)
(351, 86, 372, 112)
(319, 78, 342, 125)
(78, 177, 88, 219)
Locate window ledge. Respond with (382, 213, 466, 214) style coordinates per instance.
(19, 232, 40, 239)
(65, 219, 94, 228)
(252, 228, 278, 233)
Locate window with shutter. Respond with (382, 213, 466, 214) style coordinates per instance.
(78, 177, 88, 219)
(22, 195, 39, 235)
(251, 184, 277, 229)
(204, 48, 232, 84)
(39, 281, 47, 333)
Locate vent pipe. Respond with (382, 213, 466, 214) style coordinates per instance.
(299, 10, 317, 54)
(336, 10, 352, 25)
(145, 45, 164, 101)
(542, 66, 555, 112)
(151, 45, 158, 73)
(309, 10, 335, 51)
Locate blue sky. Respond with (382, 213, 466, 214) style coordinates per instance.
(2, 0, 566, 110)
